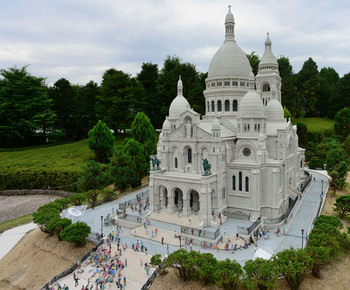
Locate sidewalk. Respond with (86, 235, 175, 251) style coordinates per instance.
(0, 222, 37, 260)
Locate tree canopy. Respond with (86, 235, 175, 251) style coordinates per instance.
(0, 66, 56, 147)
(87, 120, 114, 163)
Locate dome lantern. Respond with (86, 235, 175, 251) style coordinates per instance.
(225, 5, 235, 41)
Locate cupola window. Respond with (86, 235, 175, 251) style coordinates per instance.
(225, 100, 230, 111)
(218, 100, 222, 112)
(263, 83, 270, 92)
(233, 100, 238, 111)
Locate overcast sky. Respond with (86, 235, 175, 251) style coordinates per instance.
(1, 0, 350, 85)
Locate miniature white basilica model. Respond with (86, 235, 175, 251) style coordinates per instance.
(149, 8, 305, 227)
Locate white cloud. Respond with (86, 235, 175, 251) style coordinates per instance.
(0, 0, 350, 85)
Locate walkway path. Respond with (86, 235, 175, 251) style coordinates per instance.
(0, 222, 37, 260)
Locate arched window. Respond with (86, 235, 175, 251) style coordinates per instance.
(233, 100, 238, 111)
(232, 175, 236, 190)
(225, 100, 230, 111)
(263, 83, 270, 92)
(239, 172, 242, 191)
(188, 148, 192, 164)
(207, 101, 210, 112)
(218, 100, 222, 112)
(245, 176, 249, 192)
(211, 101, 215, 112)
(175, 157, 178, 168)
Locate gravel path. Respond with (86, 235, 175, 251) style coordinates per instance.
(0, 195, 61, 223)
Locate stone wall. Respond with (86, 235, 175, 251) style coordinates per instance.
(0, 189, 73, 198)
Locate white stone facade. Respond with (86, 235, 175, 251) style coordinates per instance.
(149, 9, 305, 227)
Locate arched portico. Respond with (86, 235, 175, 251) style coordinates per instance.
(155, 185, 168, 211)
(188, 190, 200, 214)
(174, 188, 184, 211)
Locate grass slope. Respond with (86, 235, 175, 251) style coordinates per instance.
(293, 117, 335, 133)
(0, 139, 93, 172)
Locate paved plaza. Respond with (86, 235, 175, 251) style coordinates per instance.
(77, 170, 329, 266)
(0, 170, 329, 289)
(55, 244, 154, 290)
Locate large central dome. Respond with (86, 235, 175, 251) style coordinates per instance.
(208, 41, 252, 78)
(207, 10, 252, 79)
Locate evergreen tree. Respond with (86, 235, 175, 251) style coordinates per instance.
(318, 67, 339, 117)
(74, 81, 99, 139)
(87, 120, 114, 163)
(49, 78, 77, 140)
(108, 148, 138, 191)
(137, 62, 159, 127)
(123, 138, 148, 185)
(156, 55, 204, 128)
(77, 160, 107, 192)
(278, 56, 298, 116)
(0, 66, 56, 147)
(334, 107, 350, 140)
(97, 68, 145, 134)
(296, 58, 321, 117)
(246, 51, 260, 76)
(331, 73, 350, 117)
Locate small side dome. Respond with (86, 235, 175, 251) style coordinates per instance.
(169, 96, 190, 117)
(259, 33, 278, 66)
(212, 117, 221, 130)
(240, 90, 265, 117)
(266, 99, 284, 121)
(169, 76, 190, 117)
(162, 118, 171, 130)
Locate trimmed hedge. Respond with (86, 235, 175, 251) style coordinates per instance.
(0, 168, 80, 191)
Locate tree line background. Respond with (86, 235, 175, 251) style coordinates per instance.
(1, 54, 350, 148)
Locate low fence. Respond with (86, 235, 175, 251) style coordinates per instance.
(237, 217, 262, 235)
(141, 262, 164, 290)
(41, 239, 103, 290)
(301, 171, 311, 193)
(286, 196, 299, 218)
(0, 189, 73, 198)
(180, 226, 220, 240)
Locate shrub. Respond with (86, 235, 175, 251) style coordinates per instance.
(275, 248, 311, 290)
(60, 222, 91, 246)
(243, 258, 279, 289)
(46, 217, 72, 239)
(0, 168, 80, 191)
(215, 258, 243, 289)
(313, 215, 343, 230)
(306, 246, 331, 278)
(333, 195, 350, 218)
(68, 192, 86, 206)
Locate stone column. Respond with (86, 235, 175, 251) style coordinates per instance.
(183, 196, 190, 217)
(167, 190, 174, 215)
(200, 190, 210, 227)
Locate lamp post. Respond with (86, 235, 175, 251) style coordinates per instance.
(100, 216, 103, 240)
(301, 229, 304, 249)
(179, 235, 182, 249)
(321, 179, 323, 195)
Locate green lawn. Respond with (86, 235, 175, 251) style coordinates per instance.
(0, 135, 129, 172)
(293, 118, 335, 133)
(0, 214, 33, 232)
(0, 139, 93, 172)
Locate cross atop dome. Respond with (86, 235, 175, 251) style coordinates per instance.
(228, 4, 232, 12)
